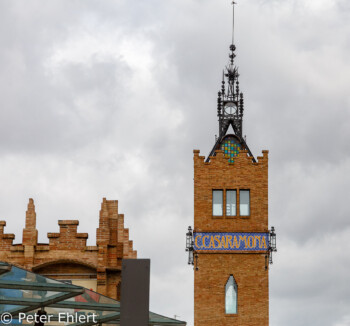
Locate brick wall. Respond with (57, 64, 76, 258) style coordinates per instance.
(0, 198, 137, 300)
(194, 149, 269, 326)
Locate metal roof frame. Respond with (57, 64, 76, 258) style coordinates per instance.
(0, 262, 186, 325)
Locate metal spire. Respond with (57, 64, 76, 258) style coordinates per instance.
(205, 0, 256, 163)
(232, 1, 236, 46)
(229, 1, 236, 66)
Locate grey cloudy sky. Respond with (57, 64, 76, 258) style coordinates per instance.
(1, 0, 350, 325)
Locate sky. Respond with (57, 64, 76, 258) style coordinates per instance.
(1, 0, 350, 325)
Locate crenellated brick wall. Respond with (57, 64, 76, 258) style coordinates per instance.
(0, 198, 137, 300)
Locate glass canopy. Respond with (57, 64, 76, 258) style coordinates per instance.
(0, 262, 186, 325)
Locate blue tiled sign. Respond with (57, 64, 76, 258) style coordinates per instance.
(194, 232, 269, 251)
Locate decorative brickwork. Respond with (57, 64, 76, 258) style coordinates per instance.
(0, 198, 136, 300)
(194, 149, 269, 326)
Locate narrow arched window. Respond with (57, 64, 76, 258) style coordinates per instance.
(225, 275, 237, 314)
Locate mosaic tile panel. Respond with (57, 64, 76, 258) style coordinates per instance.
(220, 136, 241, 162)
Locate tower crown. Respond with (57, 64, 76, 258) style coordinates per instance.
(218, 43, 244, 139)
(207, 2, 255, 163)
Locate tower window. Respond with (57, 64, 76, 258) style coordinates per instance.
(239, 190, 250, 216)
(212, 190, 223, 216)
(225, 275, 237, 314)
(226, 190, 236, 216)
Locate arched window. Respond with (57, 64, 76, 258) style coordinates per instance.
(225, 275, 237, 314)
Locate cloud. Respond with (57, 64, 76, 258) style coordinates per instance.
(0, 1, 349, 325)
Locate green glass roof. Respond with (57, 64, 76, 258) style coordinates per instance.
(0, 262, 186, 325)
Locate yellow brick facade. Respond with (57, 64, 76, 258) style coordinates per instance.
(194, 149, 269, 326)
(0, 198, 136, 300)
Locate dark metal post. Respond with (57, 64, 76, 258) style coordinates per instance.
(120, 259, 150, 326)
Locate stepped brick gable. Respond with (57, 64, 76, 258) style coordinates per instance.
(0, 198, 136, 300)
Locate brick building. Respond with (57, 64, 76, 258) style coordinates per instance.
(190, 7, 274, 326)
(0, 198, 136, 300)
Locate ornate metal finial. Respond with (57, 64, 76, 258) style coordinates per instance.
(230, 1, 237, 65)
(205, 0, 256, 163)
(217, 92, 222, 116)
(221, 70, 225, 95)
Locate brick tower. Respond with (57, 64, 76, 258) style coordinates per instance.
(187, 4, 276, 326)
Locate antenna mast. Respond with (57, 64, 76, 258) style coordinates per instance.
(232, 1, 236, 46)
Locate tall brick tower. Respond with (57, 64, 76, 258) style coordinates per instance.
(187, 4, 276, 326)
